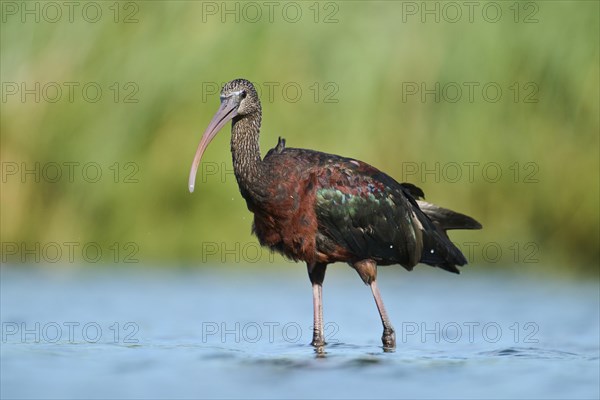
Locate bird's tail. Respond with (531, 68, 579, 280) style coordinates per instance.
(416, 201, 482, 274)
(417, 201, 483, 237)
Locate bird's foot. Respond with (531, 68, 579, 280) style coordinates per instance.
(311, 333, 326, 347)
(382, 328, 396, 350)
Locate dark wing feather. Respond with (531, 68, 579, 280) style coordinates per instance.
(315, 171, 424, 268)
(263, 147, 475, 273)
(274, 149, 465, 271)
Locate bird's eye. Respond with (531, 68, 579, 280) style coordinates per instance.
(241, 91, 247, 99)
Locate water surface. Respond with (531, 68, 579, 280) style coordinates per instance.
(1, 266, 598, 399)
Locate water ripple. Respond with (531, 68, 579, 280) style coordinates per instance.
(479, 347, 583, 359)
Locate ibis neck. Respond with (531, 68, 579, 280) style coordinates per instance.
(230, 112, 265, 202)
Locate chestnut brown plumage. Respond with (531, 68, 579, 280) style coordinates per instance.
(189, 79, 482, 349)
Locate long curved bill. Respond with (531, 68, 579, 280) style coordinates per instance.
(188, 98, 239, 193)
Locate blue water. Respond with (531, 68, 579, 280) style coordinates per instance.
(1, 266, 598, 399)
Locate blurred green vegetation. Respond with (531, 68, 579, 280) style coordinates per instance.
(1, 1, 598, 275)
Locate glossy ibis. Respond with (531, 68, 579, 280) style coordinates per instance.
(189, 79, 481, 349)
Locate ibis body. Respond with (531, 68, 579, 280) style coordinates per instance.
(189, 79, 481, 349)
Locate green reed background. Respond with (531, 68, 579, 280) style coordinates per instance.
(1, 1, 598, 275)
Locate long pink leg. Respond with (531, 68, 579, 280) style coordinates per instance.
(311, 282, 324, 346)
(307, 263, 327, 347)
(370, 279, 396, 349)
(354, 259, 396, 349)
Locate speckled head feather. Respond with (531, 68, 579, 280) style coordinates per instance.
(221, 79, 261, 116)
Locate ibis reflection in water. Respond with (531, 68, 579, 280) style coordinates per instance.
(189, 79, 482, 350)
